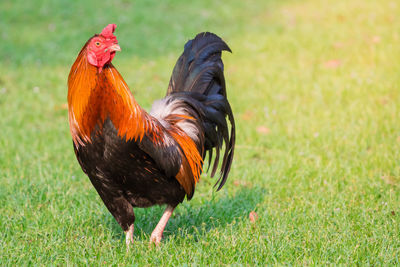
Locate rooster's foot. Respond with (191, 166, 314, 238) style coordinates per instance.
(149, 205, 175, 246)
(125, 224, 134, 251)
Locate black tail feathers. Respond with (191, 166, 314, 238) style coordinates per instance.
(167, 32, 235, 191)
(167, 32, 232, 96)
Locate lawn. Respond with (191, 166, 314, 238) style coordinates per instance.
(1, 0, 400, 265)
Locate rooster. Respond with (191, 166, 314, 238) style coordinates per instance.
(67, 24, 235, 246)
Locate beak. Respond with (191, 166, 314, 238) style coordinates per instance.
(109, 44, 121, 52)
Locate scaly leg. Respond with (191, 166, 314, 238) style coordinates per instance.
(125, 224, 134, 251)
(150, 205, 175, 245)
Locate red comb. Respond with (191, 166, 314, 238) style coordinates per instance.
(100, 24, 117, 39)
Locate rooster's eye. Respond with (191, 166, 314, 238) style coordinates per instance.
(95, 42, 101, 46)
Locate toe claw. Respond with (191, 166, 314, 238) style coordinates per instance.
(149, 233, 162, 246)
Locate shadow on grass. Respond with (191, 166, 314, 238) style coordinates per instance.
(100, 186, 265, 242)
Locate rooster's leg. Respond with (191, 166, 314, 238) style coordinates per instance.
(125, 224, 134, 250)
(150, 205, 175, 245)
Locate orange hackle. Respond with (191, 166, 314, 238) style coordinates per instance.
(67, 44, 155, 146)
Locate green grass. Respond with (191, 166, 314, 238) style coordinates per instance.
(1, 0, 400, 265)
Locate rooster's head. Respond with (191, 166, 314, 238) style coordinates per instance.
(87, 24, 121, 72)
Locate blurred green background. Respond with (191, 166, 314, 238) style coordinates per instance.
(1, 0, 400, 265)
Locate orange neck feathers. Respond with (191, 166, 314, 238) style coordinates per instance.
(67, 45, 152, 146)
